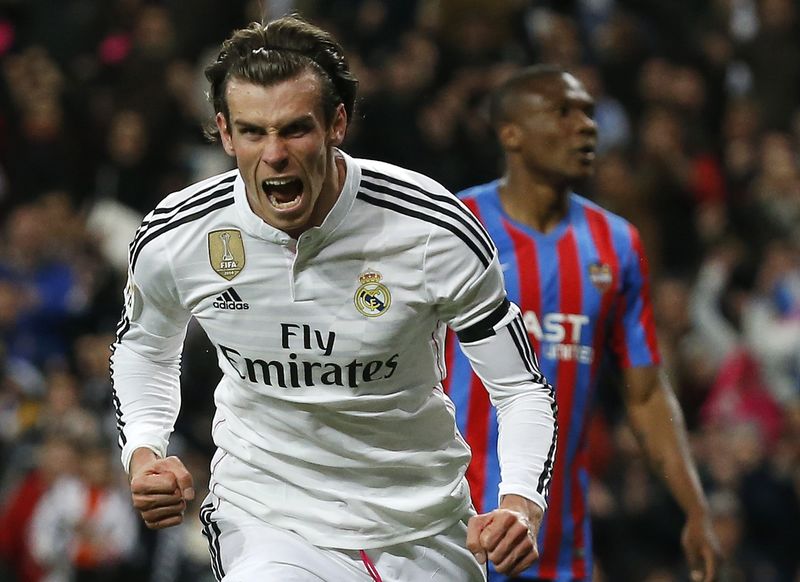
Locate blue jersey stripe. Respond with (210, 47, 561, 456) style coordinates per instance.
(450, 342, 474, 438)
(483, 403, 502, 514)
(609, 221, 654, 367)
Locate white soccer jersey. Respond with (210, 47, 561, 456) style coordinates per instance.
(110, 151, 556, 549)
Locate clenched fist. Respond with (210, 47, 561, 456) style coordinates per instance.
(129, 448, 195, 529)
(467, 494, 544, 576)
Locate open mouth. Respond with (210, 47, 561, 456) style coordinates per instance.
(576, 145, 596, 163)
(261, 177, 303, 210)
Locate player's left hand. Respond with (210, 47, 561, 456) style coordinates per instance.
(466, 494, 543, 576)
(682, 510, 721, 582)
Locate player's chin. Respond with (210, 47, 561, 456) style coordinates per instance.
(570, 166, 595, 182)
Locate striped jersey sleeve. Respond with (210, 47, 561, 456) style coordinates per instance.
(110, 172, 237, 470)
(606, 216, 661, 369)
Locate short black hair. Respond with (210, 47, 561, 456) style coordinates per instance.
(489, 64, 567, 128)
(204, 15, 359, 140)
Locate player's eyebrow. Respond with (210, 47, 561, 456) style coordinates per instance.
(280, 115, 316, 135)
(233, 114, 316, 134)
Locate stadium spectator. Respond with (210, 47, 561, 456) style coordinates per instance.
(28, 442, 138, 582)
(0, 435, 78, 582)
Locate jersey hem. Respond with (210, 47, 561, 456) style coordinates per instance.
(211, 483, 474, 550)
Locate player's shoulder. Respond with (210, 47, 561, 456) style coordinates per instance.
(151, 169, 239, 215)
(130, 169, 239, 271)
(354, 157, 495, 261)
(571, 193, 638, 235)
(455, 180, 499, 202)
(355, 157, 455, 200)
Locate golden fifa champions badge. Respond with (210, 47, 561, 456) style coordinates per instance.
(354, 270, 391, 317)
(208, 229, 245, 281)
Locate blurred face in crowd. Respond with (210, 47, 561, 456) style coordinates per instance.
(217, 69, 347, 238)
(501, 72, 597, 187)
(38, 438, 78, 483)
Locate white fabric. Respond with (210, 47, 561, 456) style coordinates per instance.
(459, 301, 556, 510)
(203, 493, 486, 582)
(110, 151, 556, 549)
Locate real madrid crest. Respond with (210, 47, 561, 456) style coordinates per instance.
(354, 270, 391, 317)
(589, 262, 613, 292)
(208, 229, 245, 281)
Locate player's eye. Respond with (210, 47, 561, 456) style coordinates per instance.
(239, 126, 263, 136)
(283, 122, 313, 138)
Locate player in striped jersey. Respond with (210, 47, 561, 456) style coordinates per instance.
(445, 66, 720, 581)
(110, 16, 556, 581)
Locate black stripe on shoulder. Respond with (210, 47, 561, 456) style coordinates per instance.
(130, 183, 235, 260)
(456, 298, 510, 343)
(361, 169, 495, 258)
(357, 191, 491, 268)
(130, 195, 235, 273)
(131, 175, 235, 248)
(152, 174, 237, 217)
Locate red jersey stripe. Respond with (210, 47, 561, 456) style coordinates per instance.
(583, 205, 620, 380)
(540, 230, 582, 576)
(465, 372, 490, 513)
(502, 219, 541, 353)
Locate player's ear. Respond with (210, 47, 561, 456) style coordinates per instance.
(498, 123, 523, 152)
(216, 113, 235, 157)
(328, 103, 347, 147)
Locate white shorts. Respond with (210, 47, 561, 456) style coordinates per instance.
(199, 493, 487, 581)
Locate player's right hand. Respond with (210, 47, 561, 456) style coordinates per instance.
(129, 450, 195, 529)
(467, 495, 543, 576)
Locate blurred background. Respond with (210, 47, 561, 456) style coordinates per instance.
(0, 0, 797, 580)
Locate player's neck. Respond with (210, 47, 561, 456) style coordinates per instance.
(499, 173, 569, 234)
(305, 149, 346, 234)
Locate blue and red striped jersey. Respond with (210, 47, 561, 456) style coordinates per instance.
(445, 181, 660, 581)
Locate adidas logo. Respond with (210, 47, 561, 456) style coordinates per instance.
(213, 287, 249, 310)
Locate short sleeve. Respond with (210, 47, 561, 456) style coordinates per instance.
(609, 224, 661, 369)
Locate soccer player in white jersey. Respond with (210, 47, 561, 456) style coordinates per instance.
(110, 15, 557, 581)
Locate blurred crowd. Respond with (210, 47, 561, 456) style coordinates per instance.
(0, 0, 798, 581)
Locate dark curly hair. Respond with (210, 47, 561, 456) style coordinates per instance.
(204, 15, 359, 140)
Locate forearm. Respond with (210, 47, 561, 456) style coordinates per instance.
(494, 390, 556, 511)
(457, 300, 557, 510)
(110, 341, 182, 473)
(625, 370, 708, 516)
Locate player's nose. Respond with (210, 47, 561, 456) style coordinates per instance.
(261, 136, 290, 171)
